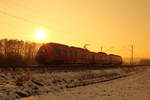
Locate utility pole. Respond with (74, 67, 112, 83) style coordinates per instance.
(100, 46, 103, 52)
(131, 45, 134, 65)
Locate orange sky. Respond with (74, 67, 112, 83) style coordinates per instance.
(0, 0, 150, 58)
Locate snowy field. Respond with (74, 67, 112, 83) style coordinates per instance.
(0, 66, 147, 100)
(19, 66, 150, 100)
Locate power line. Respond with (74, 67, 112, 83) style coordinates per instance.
(0, 9, 39, 25)
(0, 0, 38, 14)
(105, 46, 114, 52)
(0, 2, 73, 35)
(0, 0, 83, 42)
(0, 9, 80, 42)
(0, 8, 80, 38)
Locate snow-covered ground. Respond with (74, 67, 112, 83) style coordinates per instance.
(19, 66, 150, 100)
(0, 66, 148, 100)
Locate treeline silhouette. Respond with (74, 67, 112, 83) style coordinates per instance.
(0, 39, 42, 65)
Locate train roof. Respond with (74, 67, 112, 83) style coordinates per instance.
(70, 46, 86, 49)
(44, 42, 69, 47)
(109, 54, 121, 57)
(98, 52, 107, 55)
(44, 43, 89, 51)
(41, 42, 122, 58)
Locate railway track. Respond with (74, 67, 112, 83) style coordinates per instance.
(0, 64, 143, 73)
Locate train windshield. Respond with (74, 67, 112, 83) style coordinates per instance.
(40, 47, 47, 53)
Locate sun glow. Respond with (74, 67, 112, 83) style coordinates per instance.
(35, 29, 46, 40)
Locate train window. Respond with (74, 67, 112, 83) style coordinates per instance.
(84, 54, 87, 59)
(75, 52, 77, 57)
(73, 51, 76, 57)
(80, 53, 83, 59)
(82, 54, 84, 59)
(77, 52, 80, 58)
(92, 56, 94, 60)
(65, 50, 68, 56)
(79, 53, 82, 58)
(66, 50, 69, 56)
(88, 54, 91, 59)
(60, 49, 67, 56)
(55, 48, 67, 56)
(54, 48, 61, 56)
(72, 51, 75, 57)
(89, 54, 91, 60)
(62, 50, 66, 56)
(70, 50, 73, 57)
(73, 51, 77, 58)
(59, 49, 63, 56)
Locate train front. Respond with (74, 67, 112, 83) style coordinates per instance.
(35, 45, 50, 64)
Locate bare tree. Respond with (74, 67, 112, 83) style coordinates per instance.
(0, 39, 41, 65)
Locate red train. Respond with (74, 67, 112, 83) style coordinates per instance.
(36, 43, 122, 65)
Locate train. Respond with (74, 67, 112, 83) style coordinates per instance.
(35, 43, 122, 65)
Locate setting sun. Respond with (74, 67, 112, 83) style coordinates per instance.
(35, 29, 46, 40)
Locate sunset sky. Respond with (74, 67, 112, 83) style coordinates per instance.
(0, 0, 150, 58)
